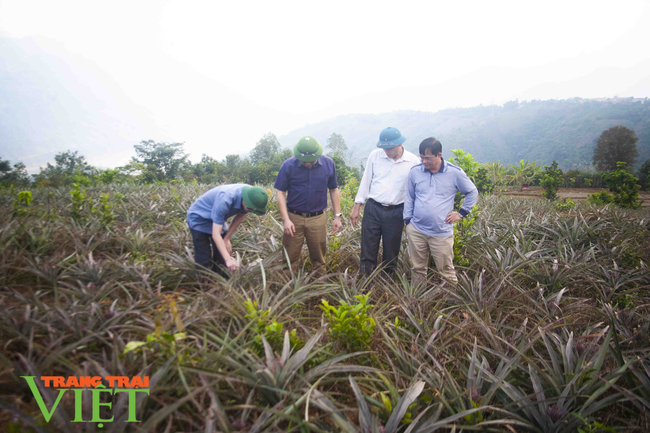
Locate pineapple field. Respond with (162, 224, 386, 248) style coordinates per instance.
(1, 183, 649, 432)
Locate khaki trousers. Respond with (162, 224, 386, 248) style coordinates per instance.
(405, 223, 457, 285)
(282, 212, 327, 274)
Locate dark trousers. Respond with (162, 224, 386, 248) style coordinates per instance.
(190, 228, 229, 279)
(359, 199, 405, 275)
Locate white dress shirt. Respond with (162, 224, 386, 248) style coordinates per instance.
(354, 148, 419, 206)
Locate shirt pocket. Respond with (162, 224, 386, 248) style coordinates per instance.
(311, 168, 329, 193)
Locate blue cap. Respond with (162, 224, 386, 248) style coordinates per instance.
(377, 127, 406, 148)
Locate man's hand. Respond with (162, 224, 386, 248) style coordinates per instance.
(445, 211, 462, 224)
(225, 258, 238, 271)
(332, 216, 342, 233)
(283, 218, 295, 237)
(350, 203, 362, 226)
(224, 238, 232, 255)
(350, 208, 360, 225)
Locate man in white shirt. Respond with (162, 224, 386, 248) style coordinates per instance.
(350, 127, 419, 276)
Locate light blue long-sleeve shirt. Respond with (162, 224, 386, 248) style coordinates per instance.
(403, 158, 478, 237)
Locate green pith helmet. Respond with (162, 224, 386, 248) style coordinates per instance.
(241, 186, 268, 216)
(293, 136, 323, 163)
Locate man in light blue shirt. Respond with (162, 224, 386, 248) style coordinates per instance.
(404, 137, 478, 284)
(187, 184, 268, 278)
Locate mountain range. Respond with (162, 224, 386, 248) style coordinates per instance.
(278, 98, 650, 170)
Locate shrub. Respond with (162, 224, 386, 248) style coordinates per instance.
(92, 193, 114, 227)
(606, 162, 642, 209)
(321, 293, 375, 352)
(474, 166, 494, 194)
(588, 191, 614, 206)
(13, 190, 32, 216)
(454, 207, 479, 266)
(339, 176, 359, 216)
(554, 198, 576, 211)
(70, 183, 90, 221)
(244, 299, 302, 355)
(540, 161, 563, 200)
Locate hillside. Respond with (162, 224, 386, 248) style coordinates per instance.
(279, 98, 650, 170)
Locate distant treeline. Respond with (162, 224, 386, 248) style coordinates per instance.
(0, 133, 361, 189)
(2, 129, 650, 192)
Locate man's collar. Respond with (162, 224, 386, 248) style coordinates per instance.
(294, 156, 321, 167)
(379, 147, 412, 162)
(234, 190, 244, 211)
(420, 157, 445, 174)
(400, 151, 415, 162)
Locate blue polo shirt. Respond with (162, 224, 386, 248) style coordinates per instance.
(187, 183, 248, 234)
(403, 158, 478, 237)
(274, 156, 338, 213)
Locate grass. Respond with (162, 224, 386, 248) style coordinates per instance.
(0, 183, 649, 432)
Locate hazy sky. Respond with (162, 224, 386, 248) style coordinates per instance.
(1, 0, 649, 163)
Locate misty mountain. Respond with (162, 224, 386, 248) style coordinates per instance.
(0, 36, 166, 171)
(279, 98, 650, 170)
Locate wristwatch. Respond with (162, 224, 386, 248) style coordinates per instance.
(334, 213, 342, 217)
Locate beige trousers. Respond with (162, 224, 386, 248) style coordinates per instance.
(405, 223, 457, 285)
(282, 212, 327, 274)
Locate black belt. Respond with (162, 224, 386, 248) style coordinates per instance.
(369, 198, 403, 210)
(288, 209, 324, 218)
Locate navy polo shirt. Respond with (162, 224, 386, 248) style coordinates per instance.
(274, 156, 338, 213)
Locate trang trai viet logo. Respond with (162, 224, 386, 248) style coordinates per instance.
(21, 376, 150, 427)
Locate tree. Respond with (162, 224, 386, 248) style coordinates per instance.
(593, 126, 639, 172)
(249, 133, 281, 165)
(330, 154, 353, 187)
(33, 150, 95, 187)
(449, 149, 493, 194)
(186, 154, 224, 183)
(0, 158, 30, 187)
(485, 161, 507, 186)
(326, 133, 347, 157)
(507, 159, 535, 186)
(132, 140, 189, 182)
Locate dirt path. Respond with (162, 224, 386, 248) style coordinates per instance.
(499, 187, 650, 206)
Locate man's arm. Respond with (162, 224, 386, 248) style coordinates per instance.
(351, 155, 374, 225)
(445, 170, 479, 223)
(329, 188, 342, 233)
(457, 173, 479, 217)
(223, 213, 246, 255)
(403, 170, 416, 224)
(212, 222, 238, 271)
(350, 202, 362, 226)
(276, 190, 294, 237)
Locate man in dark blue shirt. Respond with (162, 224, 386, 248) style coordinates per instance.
(274, 136, 342, 275)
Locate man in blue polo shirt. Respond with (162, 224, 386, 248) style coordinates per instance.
(404, 137, 478, 285)
(275, 136, 342, 275)
(187, 184, 268, 278)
